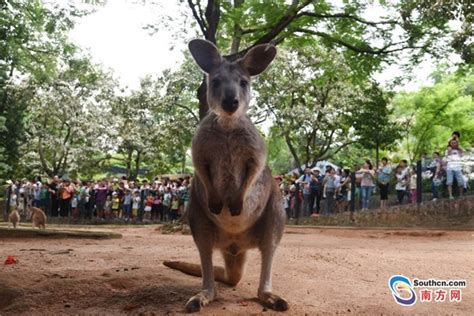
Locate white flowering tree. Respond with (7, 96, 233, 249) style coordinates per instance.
(111, 57, 200, 178)
(21, 57, 117, 178)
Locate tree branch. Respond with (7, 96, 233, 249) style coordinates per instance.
(230, 0, 244, 54)
(319, 140, 357, 162)
(187, 0, 208, 36)
(38, 141, 53, 177)
(294, 28, 426, 55)
(268, 106, 302, 170)
(226, 0, 312, 60)
(175, 103, 200, 124)
(297, 11, 398, 27)
(204, 0, 220, 43)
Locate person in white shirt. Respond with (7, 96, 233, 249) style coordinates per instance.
(395, 165, 408, 204)
(445, 139, 465, 199)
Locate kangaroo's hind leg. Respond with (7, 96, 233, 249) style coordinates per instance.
(257, 188, 289, 311)
(185, 191, 217, 313)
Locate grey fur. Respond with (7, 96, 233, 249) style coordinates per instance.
(182, 39, 288, 313)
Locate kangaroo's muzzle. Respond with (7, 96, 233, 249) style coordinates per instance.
(222, 97, 239, 113)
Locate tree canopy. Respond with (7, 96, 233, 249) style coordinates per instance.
(0, 0, 472, 181)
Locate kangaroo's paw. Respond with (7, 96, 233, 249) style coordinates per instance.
(228, 198, 243, 216)
(208, 200, 223, 215)
(258, 292, 289, 311)
(185, 290, 215, 313)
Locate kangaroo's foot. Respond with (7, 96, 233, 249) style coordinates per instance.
(258, 292, 289, 311)
(185, 289, 215, 313)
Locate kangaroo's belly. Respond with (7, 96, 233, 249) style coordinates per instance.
(209, 174, 268, 234)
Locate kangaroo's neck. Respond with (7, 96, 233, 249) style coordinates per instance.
(210, 112, 250, 132)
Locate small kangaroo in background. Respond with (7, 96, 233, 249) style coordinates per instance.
(28, 205, 47, 229)
(164, 39, 288, 313)
(9, 208, 20, 228)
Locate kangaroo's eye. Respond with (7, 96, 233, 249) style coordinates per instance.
(211, 78, 221, 87)
(240, 80, 248, 88)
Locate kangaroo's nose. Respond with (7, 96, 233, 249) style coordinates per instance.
(222, 97, 239, 113)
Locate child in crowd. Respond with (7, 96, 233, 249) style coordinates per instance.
(170, 195, 180, 221)
(144, 193, 154, 221)
(132, 191, 141, 220)
(111, 192, 120, 219)
(152, 193, 162, 221)
(410, 169, 417, 204)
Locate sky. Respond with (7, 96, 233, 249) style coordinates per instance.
(69, 0, 453, 92)
(70, 0, 187, 90)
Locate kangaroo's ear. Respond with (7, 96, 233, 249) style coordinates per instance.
(188, 39, 222, 73)
(240, 44, 277, 76)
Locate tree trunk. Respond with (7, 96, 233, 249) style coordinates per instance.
(197, 77, 208, 120)
(133, 150, 141, 180)
(375, 142, 380, 170)
(126, 148, 133, 179)
(0, 63, 14, 116)
(181, 145, 186, 173)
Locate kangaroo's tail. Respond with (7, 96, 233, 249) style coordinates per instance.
(163, 261, 230, 285)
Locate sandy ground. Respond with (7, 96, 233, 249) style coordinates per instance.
(0, 225, 472, 315)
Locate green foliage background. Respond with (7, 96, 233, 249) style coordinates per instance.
(0, 0, 472, 181)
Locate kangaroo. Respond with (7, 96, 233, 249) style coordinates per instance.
(9, 209, 20, 228)
(28, 205, 47, 229)
(163, 39, 288, 313)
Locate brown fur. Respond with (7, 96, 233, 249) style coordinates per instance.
(29, 206, 47, 229)
(9, 209, 20, 228)
(164, 39, 288, 313)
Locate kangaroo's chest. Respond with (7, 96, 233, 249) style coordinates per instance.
(198, 130, 260, 187)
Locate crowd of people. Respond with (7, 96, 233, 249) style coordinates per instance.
(5, 176, 191, 223)
(278, 131, 474, 219)
(3, 132, 473, 223)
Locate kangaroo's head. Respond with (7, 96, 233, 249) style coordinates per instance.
(189, 39, 276, 122)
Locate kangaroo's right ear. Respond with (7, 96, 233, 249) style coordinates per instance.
(188, 39, 222, 73)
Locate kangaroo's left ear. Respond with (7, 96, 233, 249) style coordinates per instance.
(240, 44, 277, 76)
(188, 39, 222, 74)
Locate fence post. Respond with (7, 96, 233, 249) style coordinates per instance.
(350, 172, 356, 212)
(416, 160, 422, 204)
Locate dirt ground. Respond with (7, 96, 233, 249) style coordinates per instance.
(0, 225, 472, 315)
